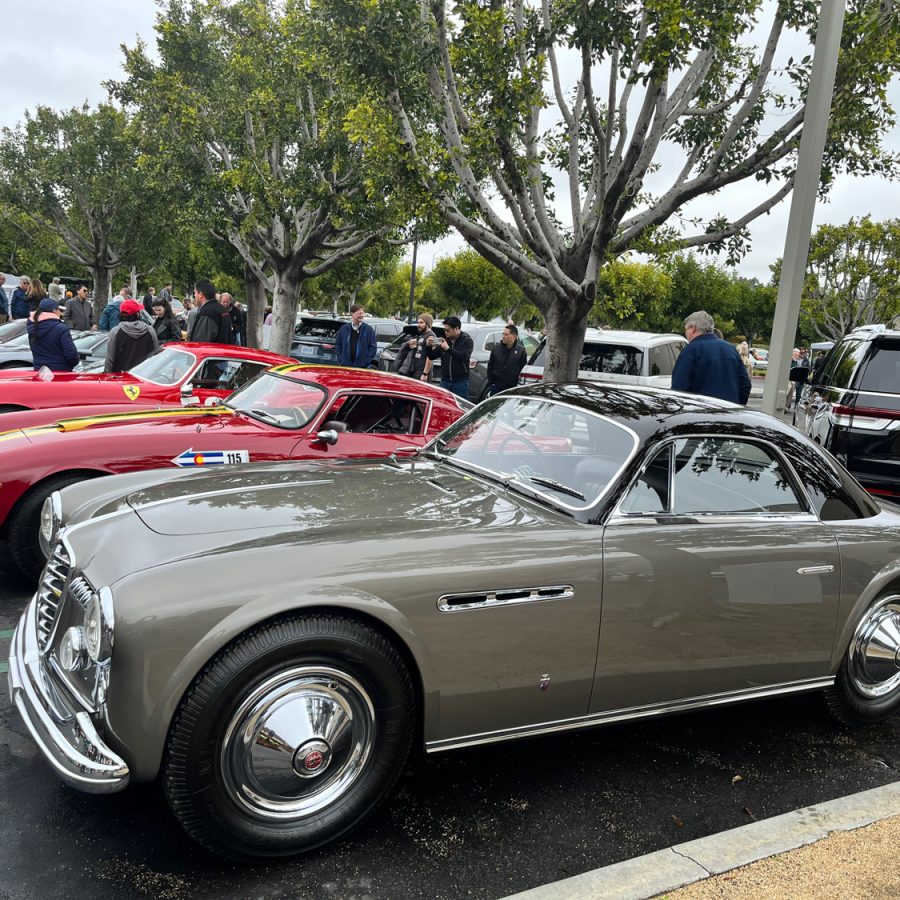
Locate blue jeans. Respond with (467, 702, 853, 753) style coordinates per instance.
(441, 378, 469, 401)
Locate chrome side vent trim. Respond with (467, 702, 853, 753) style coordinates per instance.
(36, 542, 72, 651)
(68, 577, 95, 610)
(437, 585, 574, 613)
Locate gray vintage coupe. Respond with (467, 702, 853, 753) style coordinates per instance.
(9, 383, 900, 861)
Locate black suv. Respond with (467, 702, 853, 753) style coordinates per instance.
(802, 326, 900, 499)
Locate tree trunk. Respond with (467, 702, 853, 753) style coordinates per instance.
(243, 265, 268, 349)
(267, 267, 303, 357)
(89, 266, 114, 321)
(527, 286, 593, 382)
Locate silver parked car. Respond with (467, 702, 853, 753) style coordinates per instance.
(9, 383, 900, 861)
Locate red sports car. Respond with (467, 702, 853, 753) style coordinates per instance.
(0, 343, 293, 413)
(0, 365, 469, 577)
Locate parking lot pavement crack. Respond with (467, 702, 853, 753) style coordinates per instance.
(671, 846, 712, 877)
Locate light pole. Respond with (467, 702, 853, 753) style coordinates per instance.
(407, 238, 418, 323)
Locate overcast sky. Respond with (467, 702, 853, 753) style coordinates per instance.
(3, 0, 898, 283)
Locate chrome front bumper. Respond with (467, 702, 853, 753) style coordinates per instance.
(7, 595, 129, 794)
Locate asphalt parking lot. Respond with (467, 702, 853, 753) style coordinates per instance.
(2, 534, 899, 900)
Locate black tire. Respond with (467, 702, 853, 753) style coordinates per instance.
(825, 596, 900, 726)
(7, 473, 91, 579)
(163, 613, 415, 862)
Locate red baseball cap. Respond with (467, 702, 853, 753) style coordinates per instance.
(119, 299, 144, 316)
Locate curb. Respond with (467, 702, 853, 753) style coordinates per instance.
(502, 781, 900, 900)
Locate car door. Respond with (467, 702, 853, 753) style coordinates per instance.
(295, 390, 433, 459)
(592, 435, 841, 713)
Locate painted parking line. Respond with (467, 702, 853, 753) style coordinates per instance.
(0, 628, 13, 673)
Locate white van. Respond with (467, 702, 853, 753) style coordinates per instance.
(520, 328, 687, 387)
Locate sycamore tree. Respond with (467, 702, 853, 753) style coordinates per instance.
(0, 104, 164, 316)
(320, 0, 900, 379)
(799, 217, 900, 339)
(115, 0, 418, 355)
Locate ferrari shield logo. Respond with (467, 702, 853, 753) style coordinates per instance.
(123, 385, 141, 401)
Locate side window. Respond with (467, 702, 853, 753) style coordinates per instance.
(649, 344, 675, 377)
(192, 359, 230, 388)
(817, 340, 864, 389)
(521, 334, 540, 356)
(324, 393, 427, 434)
(226, 362, 268, 390)
(671, 438, 804, 515)
(620, 446, 671, 514)
(375, 324, 400, 342)
(482, 332, 501, 351)
(196, 360, 267, 391)
(671, 341, 685, 362)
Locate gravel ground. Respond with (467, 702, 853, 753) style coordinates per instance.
(658, 814, 900, 899)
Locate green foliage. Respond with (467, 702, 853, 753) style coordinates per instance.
(596, 260, 673, 327)
(798, 217, 900, 339)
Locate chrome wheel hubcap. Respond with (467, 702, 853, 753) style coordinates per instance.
(221, 666, 375, 821)
(849, 597, 900, 699)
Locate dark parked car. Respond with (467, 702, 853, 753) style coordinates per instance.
(381, 321, 539, 400)
(801, 325, 900, 500)
(290, 315, 346, 364)
(10, 383, 900, 861)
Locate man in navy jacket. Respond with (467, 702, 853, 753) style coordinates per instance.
(671, 310, 751, 405)
(27, 298, 80, 371)
(335, 304, 377, 368)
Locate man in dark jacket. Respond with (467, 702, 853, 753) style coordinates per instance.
(27, 298, 80, 371)
(428, 315, 473, 400)
(62, 285, 96, 331)
(188, 279, 232, 344)
(487, 324, 528, 395)
(671, 310, 751, 405)
(393, 313, 436, 381)
(104, 299, 159, 372)
(11, 276, 31, 319)
(335, 304, 377, 367)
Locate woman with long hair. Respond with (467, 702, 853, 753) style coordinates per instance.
(151, 298, 184, 343)
(27, 277, 47, 316)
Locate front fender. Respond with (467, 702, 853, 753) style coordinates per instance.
(104, 561, 435, 782)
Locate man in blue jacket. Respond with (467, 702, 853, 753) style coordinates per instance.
(335, 304, 377, 368)
(671, 310, 751, 405)
(11, 276, 31, 319)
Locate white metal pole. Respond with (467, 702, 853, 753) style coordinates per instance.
(762, 0, 846, 415)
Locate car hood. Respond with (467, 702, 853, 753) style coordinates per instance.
(124, 458, 535, 538)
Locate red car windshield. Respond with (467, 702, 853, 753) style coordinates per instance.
(129, 348, 197, 385)
(225, 372, 327, 429)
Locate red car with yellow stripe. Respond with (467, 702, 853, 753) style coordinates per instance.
(0, 365, 468, 578)
(0, 343, 293, 414)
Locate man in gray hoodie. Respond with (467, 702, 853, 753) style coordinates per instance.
(105, 299, 159, 372)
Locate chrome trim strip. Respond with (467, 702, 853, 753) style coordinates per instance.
(437, 584, 575, 613)
(425, 677, 835, 753)
(798, 565, 835, 575)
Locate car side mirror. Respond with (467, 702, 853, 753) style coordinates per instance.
(789, 366, 809, 383)
(314, 420, 348, 445)
(204, 397, 221, 407)
(180, 383, 200, 407)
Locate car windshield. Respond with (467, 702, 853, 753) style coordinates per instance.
(531, 341, 644, 375)
(129, 347, 197, 385)
(430, 395, 638, 510)
(224, 371, 327, 429)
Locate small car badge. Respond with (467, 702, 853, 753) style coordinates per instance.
(304, 750, 324, 771)
(123, 385, 141, 401)
(539, 674, 551, 692)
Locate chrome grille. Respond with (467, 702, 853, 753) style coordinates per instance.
(68, 577, 95, 610)
(36, 542, 71, 651)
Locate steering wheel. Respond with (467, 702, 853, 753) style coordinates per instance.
(497, 432, 548, 463)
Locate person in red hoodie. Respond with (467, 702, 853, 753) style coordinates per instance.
(27, 298, 80, 371)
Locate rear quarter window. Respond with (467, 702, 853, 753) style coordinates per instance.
(856, 339, 900, 394)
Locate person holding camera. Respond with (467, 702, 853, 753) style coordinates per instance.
(428, 315, 473, 400)
(393, 313, 436, 381)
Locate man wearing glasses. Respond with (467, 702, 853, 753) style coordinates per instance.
(62, 286, 96, 331)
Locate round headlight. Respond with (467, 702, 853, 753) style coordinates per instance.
(60, 627, 88, 672)
(84, 594, 103, 662)
(40, 496, 56, 544)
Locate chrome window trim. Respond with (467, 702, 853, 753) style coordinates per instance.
(610, 433, 815, 522)
(432, 396, 641, 514)
(437, 584, 575, 613)
(426, 677, 835, 753)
